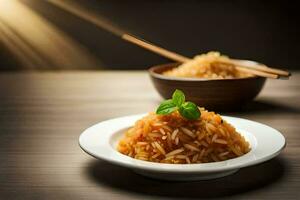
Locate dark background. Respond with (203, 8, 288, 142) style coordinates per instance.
(0, 0, 299, 70)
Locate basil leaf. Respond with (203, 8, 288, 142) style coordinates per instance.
(172, 89, 185, 107)
(178, 102, 200, 120)
(156, 99, 177, 115)
(156, 89, 201, 120)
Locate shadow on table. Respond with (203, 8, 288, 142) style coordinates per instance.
(84, 157, 286, 199)
(245, 100, 300, 113)
(222, 99, 300, 116)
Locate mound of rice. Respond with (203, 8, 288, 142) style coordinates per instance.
(163, 51, 251, 79)
(117, 108, 250, 164)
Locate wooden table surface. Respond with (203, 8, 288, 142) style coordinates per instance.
(0, 71, 299, 200)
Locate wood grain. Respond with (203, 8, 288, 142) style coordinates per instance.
(0, 71, 300, 200)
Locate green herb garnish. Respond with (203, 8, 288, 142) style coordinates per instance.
(156, 89, 201, 120)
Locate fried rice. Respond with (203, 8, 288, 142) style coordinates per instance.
(117, 108, 250, 164)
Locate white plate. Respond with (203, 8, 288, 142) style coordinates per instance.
(79, 114, 286, 181)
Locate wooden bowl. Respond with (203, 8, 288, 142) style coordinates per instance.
(149, 62, 266, 111)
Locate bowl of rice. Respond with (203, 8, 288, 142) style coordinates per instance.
(149, 52, 266, 110)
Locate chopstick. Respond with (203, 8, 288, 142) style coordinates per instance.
(234, 66, 279, 79)
(122, 34, 190, 63)
(122, 34, 290, 79)
(215, 60, 278, 79)
(47, 0, 289, 79)
(219, 59, 290, 77)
